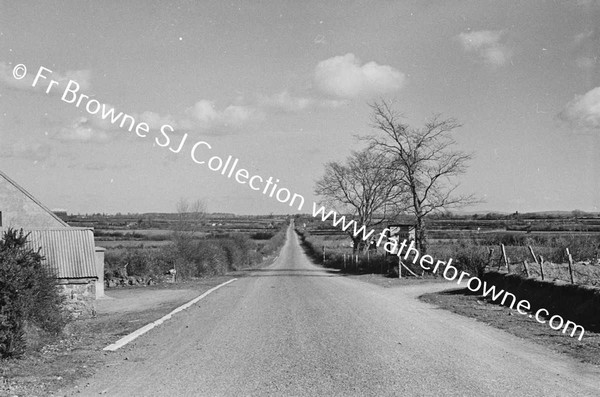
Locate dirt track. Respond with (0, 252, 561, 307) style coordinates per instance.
(63, 222, 600, 396)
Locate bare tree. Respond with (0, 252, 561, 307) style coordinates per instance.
(171, 198, 207, 278)
(315, 148, 407, 252)
(363, 99, 478, 253)
(175, 198, 206, 232)
(174, 198, 206, 235)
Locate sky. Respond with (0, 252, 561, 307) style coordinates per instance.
(0, 0, 599, 215)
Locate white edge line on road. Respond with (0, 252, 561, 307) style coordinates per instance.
(103, 278, 238, 352)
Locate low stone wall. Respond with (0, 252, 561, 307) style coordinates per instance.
(105, 274, 171, 288)
(58, 279, 97, 318)
(482, 271, 600, 331)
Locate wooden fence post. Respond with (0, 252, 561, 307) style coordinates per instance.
(523, 260, 530, 277)
(487, 248, 494, 270)
(566, 248, 575, 284)
(528, 246, 539, 265)
(398, 256, 402, 278)
(501, 244, 511, 273)
(539, 255, 545, 281)
(528, 245, 541, 279)
(323, 246, 326, 263)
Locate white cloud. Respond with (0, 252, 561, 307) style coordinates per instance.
(575, 57, 597, 70)
(184, 100, 263, 129)
(51, 117, 112, 143)
(457, 30, 512, 66)
(67, 161, 130, 171)
(0, 140, 52, 161)
(573, 30, 594, 45)
(0, 61, 92, 93)
(47, 98, 262, 144)
(571, 30, 598, 70)
(258, 91, 347, 112)
(138, 111, 178, 130)
(314, 53, 405, 98)
(558, 87, 600, 132)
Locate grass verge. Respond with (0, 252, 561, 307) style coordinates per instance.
(0, 276, 235, 396)
(419, 288, 600, 366)
(345, 271, 600, 366)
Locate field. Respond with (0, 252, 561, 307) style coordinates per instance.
(62, 213, 291, 284)
(295, 212, 600, 287)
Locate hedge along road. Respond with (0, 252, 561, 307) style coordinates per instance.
(64, 222, 600, 396)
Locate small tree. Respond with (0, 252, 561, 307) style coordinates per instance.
(315, 148, 407, 252)
(171, 198, 206, 279)
(364, 99, 478, 253)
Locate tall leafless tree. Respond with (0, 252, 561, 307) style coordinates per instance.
(363, 99, 478, 253)
(174, 198, 206, 235)
(171, 198, 207, 276)
(315, 148, 407, 252)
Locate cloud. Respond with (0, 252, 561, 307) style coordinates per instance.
(314, 53, 405, 98)
(50, 116, 113, 143)
(558, 87, 600, 132)
(575, 57, 597, 70)
(571, 30, 599, 70)
(0, 140, 52, 161)
(257, 91, 347, 112)
(183, 100, 263, 129)
(46, 98, 263, 144)
(67, 161, 131, 171)
(576, 0, 600, 7)
(0, 61, 91, 93)
(139, 111, 178, 130)
(573, 30, 594, 45)
(457, 30, 512, 66)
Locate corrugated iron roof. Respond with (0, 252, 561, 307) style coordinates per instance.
(0, 227, 98, 279)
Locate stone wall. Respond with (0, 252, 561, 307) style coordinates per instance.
(58, 279, 97, 318)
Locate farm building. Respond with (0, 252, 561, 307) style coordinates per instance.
(0, 170, 105, 317)
(387, 223, 416, 242)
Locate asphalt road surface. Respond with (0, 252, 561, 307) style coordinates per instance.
(66, 222, 600, 396)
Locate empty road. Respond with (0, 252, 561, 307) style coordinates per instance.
(67, 222, 600, 396)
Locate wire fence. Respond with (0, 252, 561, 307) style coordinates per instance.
(489, 244, 600, 287)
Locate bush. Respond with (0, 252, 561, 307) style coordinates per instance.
(0, 229, 67, 358)
(104, 249, 172, 280)
(250, 232, 274, 240)
(449, 241, 490, 278)
(259, 226, 287, 256)
(103, 224, 289, 282)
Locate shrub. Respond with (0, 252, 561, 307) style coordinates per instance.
(0, 229, 67, 358)
(250, 232, 274, 240)
(259, 226, 287, 256)
(104, 249, 172, 279)
(450, 241, 491, 278)
(103, 224, 289, 282)
(219, 234, 254, 270)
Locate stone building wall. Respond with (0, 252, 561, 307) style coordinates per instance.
(58, 279, 97, 318)
(0, 174, 68, 228)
